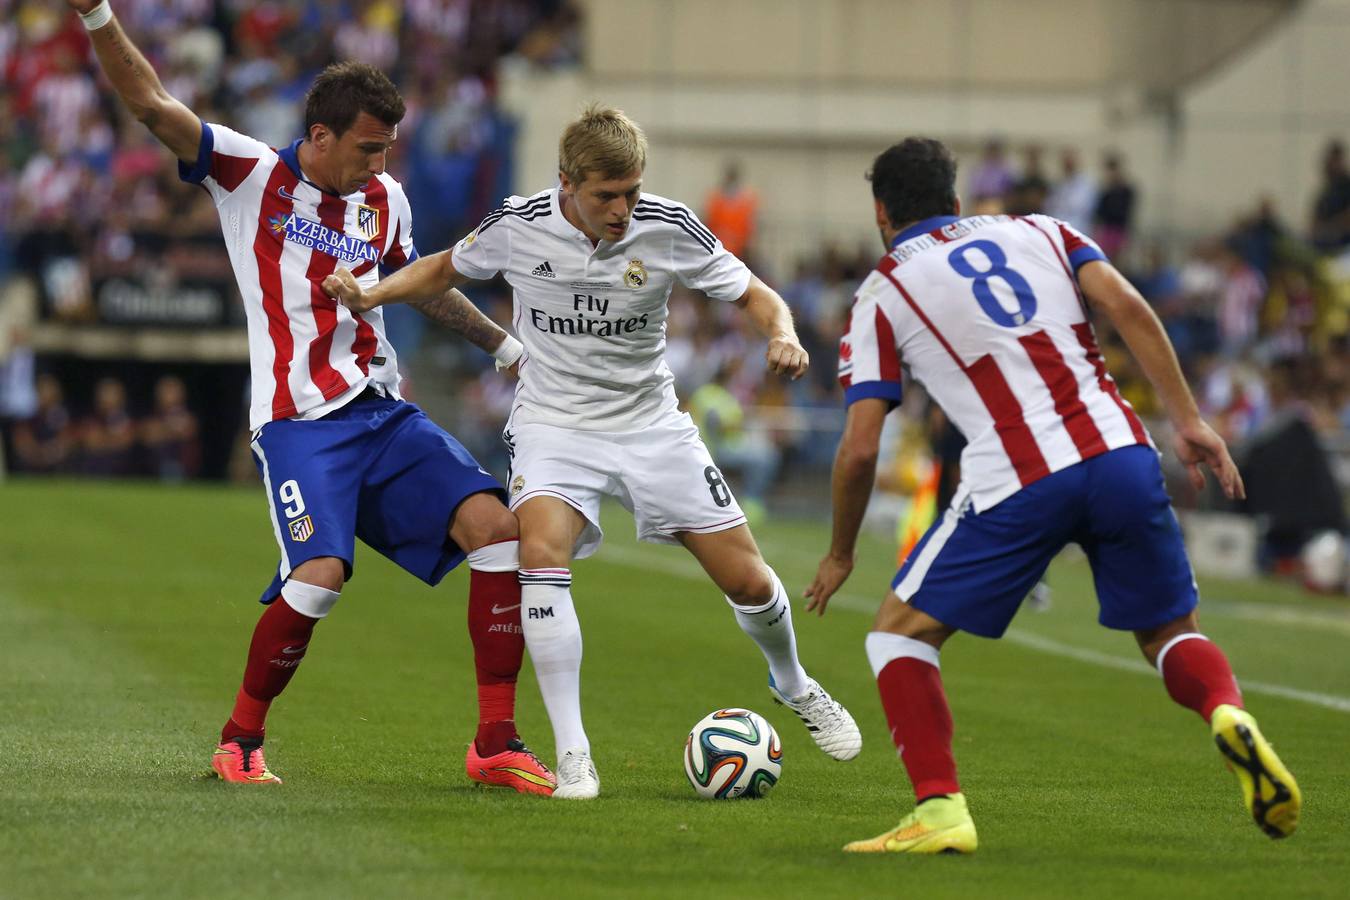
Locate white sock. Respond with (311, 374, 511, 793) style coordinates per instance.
(518, 568, 588, 758)
(729, 569, 809, 699)
(864, 631, 940, 676)
(280, 579, 341, 618)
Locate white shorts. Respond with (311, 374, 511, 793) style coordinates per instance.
(504, 412, 746, 559)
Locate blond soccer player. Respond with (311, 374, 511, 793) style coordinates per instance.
(326, 105, 862, 799)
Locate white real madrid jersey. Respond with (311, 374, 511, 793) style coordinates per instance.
(839, 213, 1152, 513)
(452, 188, 752, 431)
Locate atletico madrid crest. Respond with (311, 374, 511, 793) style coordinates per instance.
(356, 204, 380, 240)
(288, 515, 315, 543)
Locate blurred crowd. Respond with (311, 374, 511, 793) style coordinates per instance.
(0, 0, 580, 482)
(0, 0, 580, 320)
(1, 0, 1347, 581)
(679, 141, 1350, 581)
(680, 143, 1350, 472)
(3, 372, 201, 479)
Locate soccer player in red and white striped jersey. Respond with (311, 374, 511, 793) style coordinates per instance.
(69, 0, 555, 794)
(807, 138, 1300, 851)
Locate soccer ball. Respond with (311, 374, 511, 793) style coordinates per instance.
(683, 708, 782, 799)
(1302, 530, 1348, 593)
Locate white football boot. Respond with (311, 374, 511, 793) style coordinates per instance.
(552, 750, 600, 799)
(770, 677, 862, 761)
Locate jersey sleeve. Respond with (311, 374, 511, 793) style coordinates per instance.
(1050, 216, 1107, 272)
(838, 276, 903, 409)
(449, 202, 514, 280)
(670, 209, 752, 301)
(177, 121, 269, 204)
(380, 184, 419, 275)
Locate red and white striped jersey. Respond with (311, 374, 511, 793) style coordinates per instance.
(839, 213, 1151, 512)
(180, 123, 417, 431)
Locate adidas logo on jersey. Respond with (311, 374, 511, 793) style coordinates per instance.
(531, 261, 556, 278)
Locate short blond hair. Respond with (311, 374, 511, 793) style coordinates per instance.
(558, 103, 648, 184)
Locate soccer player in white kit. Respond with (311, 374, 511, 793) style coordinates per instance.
(806, 138, 1300, 852)
(327, 105, 861, 798)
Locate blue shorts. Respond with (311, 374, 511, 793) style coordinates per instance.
(250, 394, 503, 603)
(892, 445, 1197, 638)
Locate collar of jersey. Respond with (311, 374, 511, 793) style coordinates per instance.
(891, 215, 961, 248)
(546, 187, 579, 237)
(278, 138, 345, 198)
(549, 186, 628, 247)
(549, 186, 604, 242)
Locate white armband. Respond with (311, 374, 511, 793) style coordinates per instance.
(492, 334, 524, 371)
(80, 0, 114, 30)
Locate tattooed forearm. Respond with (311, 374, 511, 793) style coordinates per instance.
(411, 289, 507, 354)
(101, 24, 163, 102)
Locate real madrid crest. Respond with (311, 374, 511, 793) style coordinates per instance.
(623, 258, 647, 289)
(510, 474, 525, 495)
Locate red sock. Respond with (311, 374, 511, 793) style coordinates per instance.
(221, 597, 319, 742)
(1159, 635, 1243, 722)
(468, 567, 524, 754)
(876, 657, 961, 801)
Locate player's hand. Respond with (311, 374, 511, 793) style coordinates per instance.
(322, 268, 377, 312)
(804, 552, 853, 616)
(66, 0, 101, 14)
(766, 333, 809, 380)
(1171, 418, 1245, 500)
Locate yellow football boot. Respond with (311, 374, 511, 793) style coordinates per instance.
(1211, 704, 1300, 838)
(843, 793, 977, 854)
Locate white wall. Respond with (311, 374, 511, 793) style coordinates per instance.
(500, 66, 1112, 273)
(1169, 0, 1350, 235)
(497, 0, 1349, 275)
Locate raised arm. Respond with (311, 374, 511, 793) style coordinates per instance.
(805, 397, 889, 615)
(1077, 259, 1245, 500)
(67, 1, 201, 163)
(733, 276, 809, 379)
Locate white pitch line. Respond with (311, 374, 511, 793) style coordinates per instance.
(1002, 629, 1154, 675)
(1004, 630, 1350, 713)
(595, 542, 1350, 715)
(1200, 599, 1350, 637)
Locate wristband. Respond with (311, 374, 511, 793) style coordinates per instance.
(80, 0, 113, 30)
(492, 334, 523, 371)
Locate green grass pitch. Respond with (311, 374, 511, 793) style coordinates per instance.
(2, 480, 1347, 898)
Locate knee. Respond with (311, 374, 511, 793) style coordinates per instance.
(519, 532, 570, 569)
(1134, 611, 1201, 666)
(451, 494, 519, 552)
(872, 593, 951, 645)
(724, 567, 776, 607)
(288, 556, 345, 594)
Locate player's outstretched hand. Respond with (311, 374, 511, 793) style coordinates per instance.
(766, 334, 809, 380)
(1172, 418, 1246, 500)
(322, 268, 376, 312)
(66, 0, 100, 13)
(804, 552, 853, 616)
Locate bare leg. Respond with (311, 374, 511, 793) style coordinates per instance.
(679, 525, 806, 695)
